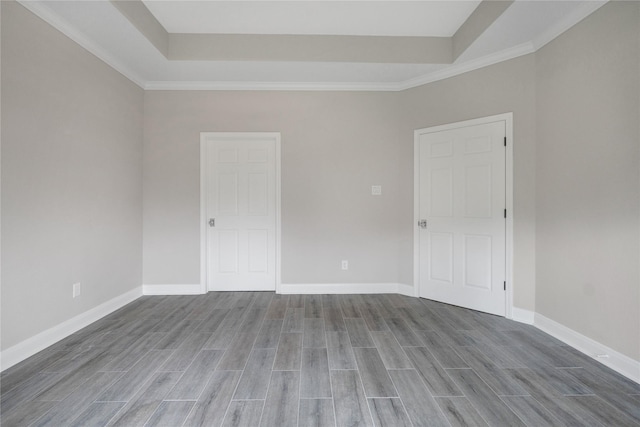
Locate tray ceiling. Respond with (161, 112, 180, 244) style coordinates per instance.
(17, 0, 608, 90)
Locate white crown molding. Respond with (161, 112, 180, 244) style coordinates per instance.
(16, 0, 146, 89)
(535, 313, 640, 385)
(397, 42, 535, 91)
(531, 0, 608, 51)
(0, 287, 142, 372)
(144, 80, 401, 92)
(142, 284, 205, 295)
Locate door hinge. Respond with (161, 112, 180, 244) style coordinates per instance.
(504, 137, 507, 147)
(504, 281, 506, 291)
(504, 209, 507, 218)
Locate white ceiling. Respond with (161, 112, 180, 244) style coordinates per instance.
(141, 1, 481, 36)
(19, 0, 608, 90)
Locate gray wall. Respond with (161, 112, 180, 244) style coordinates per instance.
(142, 56, 538, 313)
(1, 2, 144, 350)
(143, 91, 405, 285)
(535, 2, 640, 360)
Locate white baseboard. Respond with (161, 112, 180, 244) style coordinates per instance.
(279, 283, 402, 294)
(142, 282, 411, 296)
(0, 287, 142, 372)
(534, 313, 640, 384)
(511, 307, 535, 324)
(142, 284, 204, 295)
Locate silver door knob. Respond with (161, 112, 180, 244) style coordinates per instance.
(418, 219, 427, 229)
(209, 218, 215, 227)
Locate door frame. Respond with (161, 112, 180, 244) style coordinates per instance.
(413, 113, 514, 318)
(199, 132, 282, 294)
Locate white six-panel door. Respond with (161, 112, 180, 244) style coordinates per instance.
(201, 133, 279, 291)
(416, 120, 506, 316)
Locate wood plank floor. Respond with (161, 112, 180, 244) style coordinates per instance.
(2, 292, 639, 426)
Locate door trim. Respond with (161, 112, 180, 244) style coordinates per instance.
(413, 113, 514, 318)
(200, 132, 282, 294)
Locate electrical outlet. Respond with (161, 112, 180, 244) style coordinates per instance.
(371, 185, 382, 196)
(341, 260, 349, 270)
(72, 282, 81, 298)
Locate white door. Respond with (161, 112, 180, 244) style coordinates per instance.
(201, 133, 279, 291)
(416, 120, 506, 316)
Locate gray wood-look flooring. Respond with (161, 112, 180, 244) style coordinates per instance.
(2, 292, 639, 426)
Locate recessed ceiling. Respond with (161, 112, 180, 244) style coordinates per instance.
(141, 1, 481, 37)
(18, 0, 608, 90)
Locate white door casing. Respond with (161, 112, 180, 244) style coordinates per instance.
(414, 115, 513, 317)
(200, 133, 281, 292)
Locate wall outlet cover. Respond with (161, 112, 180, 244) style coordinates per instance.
(72, 282, 81, 298)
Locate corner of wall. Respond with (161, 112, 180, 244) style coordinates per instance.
(510, 306, 535, 324)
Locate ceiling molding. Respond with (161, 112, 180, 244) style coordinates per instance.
(144, 80, 401, 92)
(16, 0, 146, 89)
(397, 42, 535, 91)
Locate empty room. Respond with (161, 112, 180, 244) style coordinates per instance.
(1, 0, 639, 426)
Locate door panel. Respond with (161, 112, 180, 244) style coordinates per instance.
(463, 234, 492, 290)
(248, 229, 269, 273)
(218, 230, 239, 273)
(430, 168, 453, 217)
(218, 172, 239, 215)
(417, 121, 506, 316)
(429, 232, 454, 283)
(248, 172, 268, 215)
(465, 164, 492, 218)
